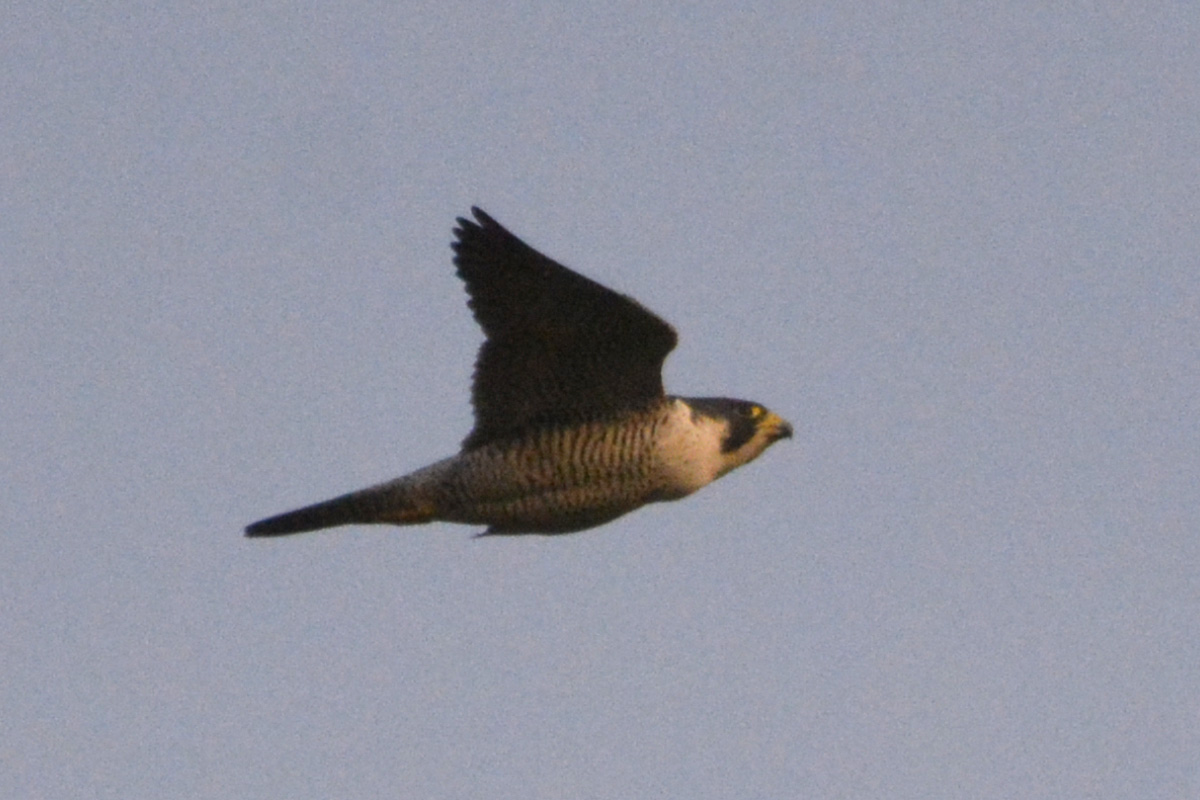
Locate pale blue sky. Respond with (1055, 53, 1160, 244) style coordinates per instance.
(4, 3, 1198, 798)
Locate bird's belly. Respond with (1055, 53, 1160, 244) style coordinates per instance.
(436, 435, 659, 534)
(453, 475, 656, 534)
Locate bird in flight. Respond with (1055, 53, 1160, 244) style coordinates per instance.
(245, 208, 791, 537)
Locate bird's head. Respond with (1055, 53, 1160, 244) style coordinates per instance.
(683, 397, 793, 477)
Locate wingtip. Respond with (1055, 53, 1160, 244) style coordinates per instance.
(468, 206, 500, 230)
(453, 206, 491, 240)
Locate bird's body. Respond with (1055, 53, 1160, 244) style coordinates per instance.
(246, 209, 791, 537)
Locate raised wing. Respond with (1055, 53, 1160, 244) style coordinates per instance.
(452, 208, 678, 449)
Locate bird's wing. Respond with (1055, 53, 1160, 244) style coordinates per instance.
(452, 207, 678, 449)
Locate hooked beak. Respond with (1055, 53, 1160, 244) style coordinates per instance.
(764, 412, 793, 442)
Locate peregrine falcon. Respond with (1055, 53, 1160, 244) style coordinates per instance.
(245, 208, 791, 537)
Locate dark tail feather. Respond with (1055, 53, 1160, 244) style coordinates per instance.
(245, 479, 427, 537)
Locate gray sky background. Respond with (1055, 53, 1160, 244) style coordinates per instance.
(4, 3, 1198, 798)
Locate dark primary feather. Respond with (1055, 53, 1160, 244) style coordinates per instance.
(453, 207, 678, 449)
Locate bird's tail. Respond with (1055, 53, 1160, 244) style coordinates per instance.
(244, 477, 436, 537)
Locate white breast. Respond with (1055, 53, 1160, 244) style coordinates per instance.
(652, 398, 729, 499)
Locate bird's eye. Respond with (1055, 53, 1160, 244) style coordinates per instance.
(748, 405, 764, 419)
